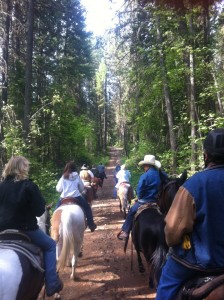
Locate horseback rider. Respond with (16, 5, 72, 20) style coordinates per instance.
(80, 164, 94, 186)
(117, 155, 162, 240)
(114, 160, 121, 184)
(0, 156, 63, 297)
(115, 164, 131, 188)
(79, 164, 94, 203)
(97, 162, 107, 182)
(91, 164, 100, 178)
(55, 161, 97, 232)
(156, 128, 224, 300)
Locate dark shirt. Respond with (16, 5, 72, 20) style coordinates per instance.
(0, 176, 46, 231)
(91, 168, 100, 177)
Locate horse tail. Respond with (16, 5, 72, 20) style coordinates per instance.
(57, 206, 85, 272)
(118, 184, 129, 210)
(57, 211, 74, 271)
(150, 244, 167, 287)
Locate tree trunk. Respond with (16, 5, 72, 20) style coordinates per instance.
(212, 70, 224, 114)
(24, 0, 35, 138)
(0, 0, 12, 168)
(103, 72, 108, 152)
(188, 48, 197, 171)
(156, 14, 177, 172)
(188, 15, 197, 171)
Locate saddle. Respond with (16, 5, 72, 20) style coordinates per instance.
(0, 229, 44, 272)
(61, 197, 79, 206)
(177, 273, 224, 299)
(134, 202, 162, 221)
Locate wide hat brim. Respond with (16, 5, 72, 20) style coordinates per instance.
(138, 159, 161, 169)
(81, 166, 88, 170)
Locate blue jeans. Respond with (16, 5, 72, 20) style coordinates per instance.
(122, 201, 141, 233)
(55, 195, 95, 228)
(156, 256, 198, 300)
(25, 228, 58, 291)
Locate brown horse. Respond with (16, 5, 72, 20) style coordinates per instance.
(92, 176, 102, 199)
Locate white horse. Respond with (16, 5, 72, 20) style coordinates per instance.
(51, 204, 85, 280)
(117, 182, 134, 219)
(36, 202, 53, 234)
(0, 205, 50, 300)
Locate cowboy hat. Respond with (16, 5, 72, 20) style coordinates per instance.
(81, 164, 88, 170)
(121, 164, 126, 170)
(138, 155, 161, 169)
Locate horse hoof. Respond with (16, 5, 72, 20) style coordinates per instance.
(70, 274, 75, 280)
(54, 293, 61, 299)
(78, 251, 83, 257)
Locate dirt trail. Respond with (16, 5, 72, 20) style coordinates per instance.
(46, 147, 156, 300)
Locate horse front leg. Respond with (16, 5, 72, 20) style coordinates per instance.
(123, 208, 127, 219)
(118, 197, 122, 213)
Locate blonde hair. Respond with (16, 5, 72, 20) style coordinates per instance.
(2, 156, 30, 181)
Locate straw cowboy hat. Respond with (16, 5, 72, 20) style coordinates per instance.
(138, 155, 161, 169)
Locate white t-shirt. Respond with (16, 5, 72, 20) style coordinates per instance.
(56, 172, 84, 198)
(115, 170, 131, 188)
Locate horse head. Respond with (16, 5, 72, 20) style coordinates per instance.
(37, 202, 53, 235)
(158, 170, 187, 214)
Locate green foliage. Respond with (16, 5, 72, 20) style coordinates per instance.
(2, 105, 26, 157)
(30, 164, 59, 205)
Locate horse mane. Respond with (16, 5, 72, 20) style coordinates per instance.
(151, 170, 188, 285)
(158, 170, 187, 214)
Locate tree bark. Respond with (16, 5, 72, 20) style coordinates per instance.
(188, 15, 197, 171)
(0, 0, 12, 168)
(156, 13, 177, 172)
(103, 71, 108, 152)
(24, 0, 35, 138)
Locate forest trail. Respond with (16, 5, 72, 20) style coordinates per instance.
(45, 147, 156, 300)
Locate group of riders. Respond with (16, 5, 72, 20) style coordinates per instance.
(0, 159, 106, 297)
(0, 128, 224, 299)
(117, 128, 224, 299)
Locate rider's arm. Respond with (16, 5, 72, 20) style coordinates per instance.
(78, 177, 85, 193)
(164, 186, 196, 247)
(136, 174, 145, 199)
(56, 177, 63, 193)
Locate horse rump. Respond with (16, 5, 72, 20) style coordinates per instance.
(52, 205, 85, 280)
(117, 183, 134, 219)
(0, 244, 44, 300)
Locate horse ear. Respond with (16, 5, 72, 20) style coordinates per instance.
(159, 169, 169, 183)
(179, 170, 187, 184)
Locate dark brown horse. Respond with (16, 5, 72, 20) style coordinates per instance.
(130, 171, 187, 288)
(153, 172, 224, 299)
